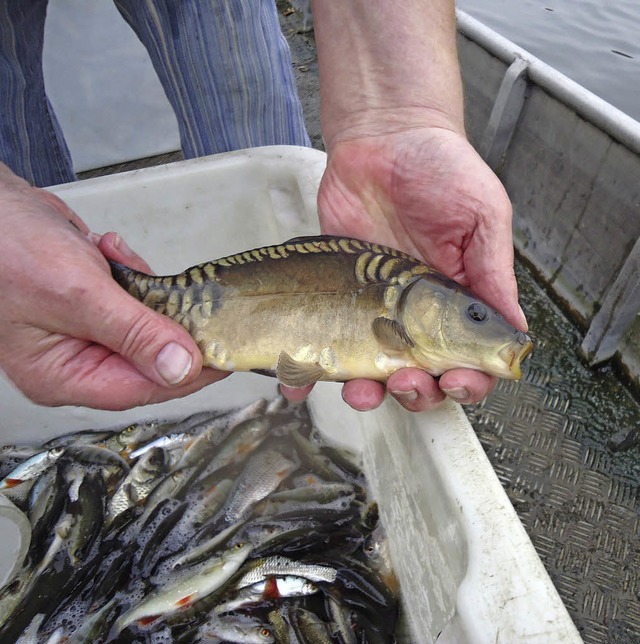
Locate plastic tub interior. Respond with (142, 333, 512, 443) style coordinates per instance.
(0, 146, 581, 642)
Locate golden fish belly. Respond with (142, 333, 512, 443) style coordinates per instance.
(185, 289, 417, 381)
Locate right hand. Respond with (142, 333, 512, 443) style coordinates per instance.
(0, 164, 226, 410)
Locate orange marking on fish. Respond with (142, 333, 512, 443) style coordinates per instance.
(176, 593, 195, 607)
(262, 577, 281, 600)
(138, 615, 161, 627)
(2, 479, 22, 488)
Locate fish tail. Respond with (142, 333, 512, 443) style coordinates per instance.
(109, 261, 172, 314)
(110, 261, 223, 324)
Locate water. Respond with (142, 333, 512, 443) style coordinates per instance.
(456, 0, 640, 122)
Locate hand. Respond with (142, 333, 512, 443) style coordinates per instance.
(306, 126, 528, 412)
(0, 165, 225, 410)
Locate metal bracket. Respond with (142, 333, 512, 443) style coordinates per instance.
(479, 56, 530, 171)
(580, 236, 640, 365)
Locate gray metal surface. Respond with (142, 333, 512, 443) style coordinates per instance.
(457, 10, 640, 390)
(467, 261, 640, 644)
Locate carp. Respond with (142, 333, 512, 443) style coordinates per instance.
(110, 236, 532, 385)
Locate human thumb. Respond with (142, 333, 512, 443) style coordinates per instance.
(84, 277, 204, 388)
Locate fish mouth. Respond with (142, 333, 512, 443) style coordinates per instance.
(498, 332, 534, 379)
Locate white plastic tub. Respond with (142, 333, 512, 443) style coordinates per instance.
(0, 146, 581, 642)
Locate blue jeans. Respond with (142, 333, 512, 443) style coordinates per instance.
(0, 0, 310, 187)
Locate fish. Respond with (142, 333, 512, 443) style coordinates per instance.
(114, 542, 253, 633)
(0, 393, 402, 641)
(0, 445, 40, 479)
(100, 420, 170, 457)
(107, 446, 169, 522)
(234, 556, 338, 588)
(0, 448, 65, 490)
(214, 576, 319, 615)
(222, 449, 299, 523)
(194, 614, 274, 643)
(290, 607, 333, 644)
(110, 235, 533, 385)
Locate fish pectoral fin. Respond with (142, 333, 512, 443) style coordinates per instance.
(372, 317, 414, 351)
(276, 351, 327, 388)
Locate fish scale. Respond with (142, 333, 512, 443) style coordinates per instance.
(111, 235, 533, 387)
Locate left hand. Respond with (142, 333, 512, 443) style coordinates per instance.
(282, 126, 527, 412)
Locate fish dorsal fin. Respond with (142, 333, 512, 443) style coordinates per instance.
(372, 317, 414, 352)
(276, 351, 328, 388)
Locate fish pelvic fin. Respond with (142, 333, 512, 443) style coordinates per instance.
(372, 317, 414, 352)
(276, 351, 328, 388)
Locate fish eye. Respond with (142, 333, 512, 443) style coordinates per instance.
(467, 303, 488, 322)
(260, 628, 272, 638)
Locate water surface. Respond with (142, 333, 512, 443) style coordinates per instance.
(457, 0, 640, 121)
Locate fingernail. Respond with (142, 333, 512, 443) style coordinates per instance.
(114, 234, 136, 259)
(442, 387, 471, 402)
(155, 342, 192, 385)
(391, 389, 418, 404)
(518, 304, 529, 331)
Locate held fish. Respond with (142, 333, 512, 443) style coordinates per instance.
(110, 235, 533, 386)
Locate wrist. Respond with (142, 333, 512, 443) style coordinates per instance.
(321, 106, 465, 151)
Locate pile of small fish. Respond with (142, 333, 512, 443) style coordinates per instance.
(0, 395, 400, 643)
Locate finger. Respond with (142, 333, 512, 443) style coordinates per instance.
(279, 383, 314, 404)
(98, 231, 155, 273)
(68, 273, 204, 388)
(387, 368, 446, 411)
(30, 341, 228, 410)
(472, 266, 528, 332)
(439, 368, 496, 404)
(341, 379, 386, 411)
(464, 204, 528, 331)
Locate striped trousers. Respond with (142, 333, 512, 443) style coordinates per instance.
(0, 0, 310, 187)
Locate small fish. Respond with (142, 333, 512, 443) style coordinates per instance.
(64, 598, 119, 642)
(111, 235, 533, 385)
(43, 429, 115, 449)
(128, 430, 198, 462)
(234, 556, 337, 588)
(186, 478, 235, 528)
(223, 450, 299, 523)
(176, 399, 269, 469)
(28, 464, 65, 549)
(107, 447, 169, 521)
(214, 576, 319, 615)
(255, 483, 357, 516)
(0, 445, 40, 479)
(172, 519, 246, 570)
(290, 607, 333, 644)
(192, 415, 273, 482)
(195, 614, 274, 644)
(114, 542, 253, 632)
(100, 420, 171, 457)
(140, 466, 197, 519)
(60, 445, 130, 482)
(325, 595, 358, 644)
(0, 448, 65, 490)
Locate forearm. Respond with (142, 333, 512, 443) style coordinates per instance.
(311, 0, 464, 147)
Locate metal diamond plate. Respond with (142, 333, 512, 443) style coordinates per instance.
(466, 261, 640, 644)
